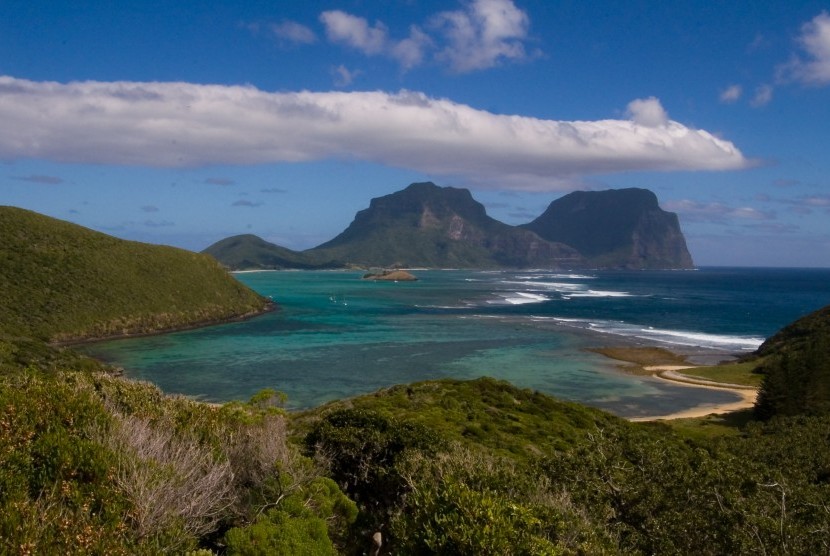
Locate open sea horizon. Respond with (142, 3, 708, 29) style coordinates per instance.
(81, 267, 830, 418)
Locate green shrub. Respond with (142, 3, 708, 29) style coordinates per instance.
(225, 478, 356, 556)
(390, 446, 613, 555)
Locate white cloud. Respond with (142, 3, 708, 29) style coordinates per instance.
(750, 84, 773, 107)
(320, 11, 388, 55)
(719, 84, 742, 103)
(391, 26, 433, 70)
(319, 0, 531, 73)
(269, 20, 317, 45)
(0, 77, 749, 190)
(431, 0, 531, 72)
(624, 97, 668, 127)
(332, 65, 361, 87)
(781, 11, 830, 85)
(319, 11, 431, 70)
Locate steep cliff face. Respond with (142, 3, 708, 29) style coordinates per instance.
(206, 184, 694, 270)
(521, 188, 694, 269)
(310, 182, 583, 268)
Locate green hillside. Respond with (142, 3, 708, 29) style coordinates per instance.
(203, 234, 343, 270)
(294, 377, 627, 457)
(753, 303, 830, 418)
(0, 206, 271, 342)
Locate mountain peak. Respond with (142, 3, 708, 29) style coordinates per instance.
(521, 188, 693, 269)
(206, 184, 692, 270)
(311, 182, 581, 268)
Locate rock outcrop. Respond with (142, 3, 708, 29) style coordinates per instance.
(362, 270, 418, 281)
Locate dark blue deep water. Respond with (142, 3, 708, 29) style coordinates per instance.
(82, 268, 830, 418)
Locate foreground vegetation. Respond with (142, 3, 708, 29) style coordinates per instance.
(4, 344, 829, 554)
(0, 346, 356, 554)
(300, 379, 830, 555)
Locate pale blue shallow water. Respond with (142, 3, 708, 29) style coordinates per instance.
(82, 268, 830, 418)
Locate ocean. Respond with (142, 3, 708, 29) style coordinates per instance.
(81, 267, 830, 418)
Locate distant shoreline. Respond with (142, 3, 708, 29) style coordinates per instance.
(630, 368, 757, 421)
(590, 345, 758, 421)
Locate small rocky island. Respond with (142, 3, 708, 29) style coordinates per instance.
(362, 269, 418, 281)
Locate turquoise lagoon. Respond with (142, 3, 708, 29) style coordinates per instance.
(82, 268, 830, 418)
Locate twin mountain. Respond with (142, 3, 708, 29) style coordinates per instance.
(204, 182, 694, 270)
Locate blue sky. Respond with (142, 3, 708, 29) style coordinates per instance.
(2, 1, 829, 267)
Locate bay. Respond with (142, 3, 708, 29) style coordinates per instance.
(81, 267, 830, 418)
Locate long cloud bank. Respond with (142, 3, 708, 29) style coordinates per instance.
(0, 76, 748, 188)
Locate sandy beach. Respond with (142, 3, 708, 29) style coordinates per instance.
(630, 364, 758, 422)
(586, 347, 759, 422)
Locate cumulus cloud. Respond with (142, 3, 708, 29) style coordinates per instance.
(719, 84, 742, 103)
(0, 77, 749, 189)
(320, 11, 431, 70)
(780, 11, 830, 85)
(11, 173, 64, 184)
(319, 0, 529, 73)
(625, 97, 669, 127)
(320, 10, 388, 54)
(431, 0, 531, 72)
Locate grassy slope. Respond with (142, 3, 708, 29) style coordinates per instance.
(0, 206, 270, 342)
(680, 361, 764, 387)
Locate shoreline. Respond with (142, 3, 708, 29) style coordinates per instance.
(589, 346, 759, 421)
(630, 366, 758, 421)
(51, 301, 277, 348)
